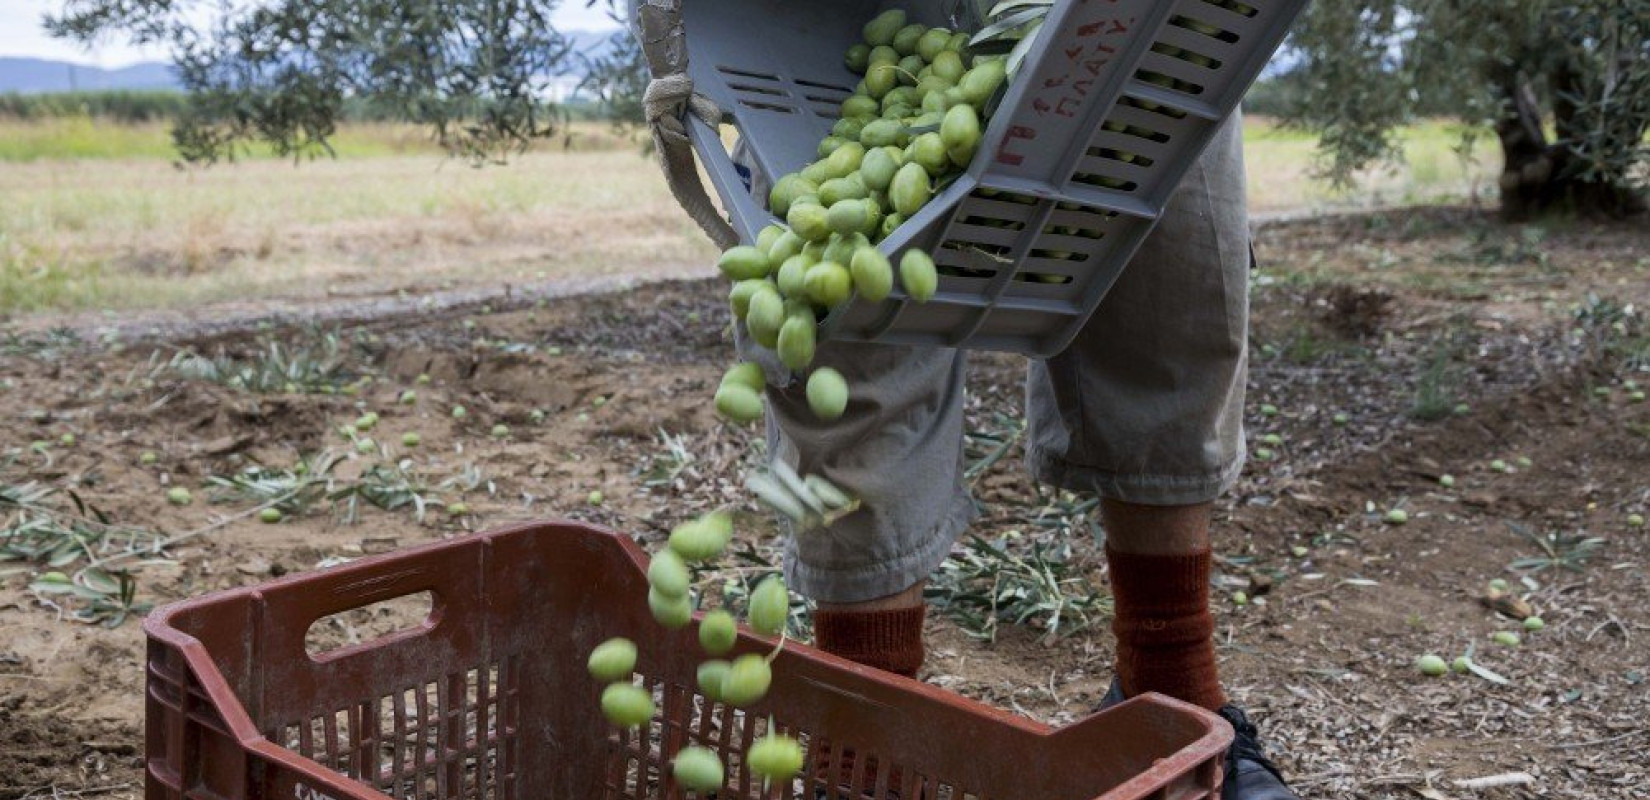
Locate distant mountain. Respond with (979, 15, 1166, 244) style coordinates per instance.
(0, 58, 178, 94)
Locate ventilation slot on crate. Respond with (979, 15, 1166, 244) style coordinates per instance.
(934, 190, 1041, 280)
(805, 737, 912, 799)
(717, 66, 799, 115)
(1169, 14, 1241, 43)
(796, 77, 854, 119)
(601, 675, 667, 799)
(270, 661, 514, 800)
(1200, 0, 1260, 17)
(1133, 67, 1205, 96)
(1149, 41, 1224, 71)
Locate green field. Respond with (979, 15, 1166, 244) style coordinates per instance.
(0, 117, 1496, 316)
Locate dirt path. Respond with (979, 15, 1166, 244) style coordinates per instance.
(2, 207, 1646, 800)
(1, 209, 1382, 346)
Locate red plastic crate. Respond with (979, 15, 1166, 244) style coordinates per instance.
(145, 521, 1231, 800)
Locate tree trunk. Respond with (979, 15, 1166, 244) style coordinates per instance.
(1495, 68, 1646, 220)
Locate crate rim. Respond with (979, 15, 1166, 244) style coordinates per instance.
(146, 519, 1234, 800)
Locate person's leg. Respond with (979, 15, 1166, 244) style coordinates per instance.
(1028, 112, 1297, 799)
(1026, 109, 1248, 710)
(754, 337, 972, 677)
(1101, 500, 1224, 710)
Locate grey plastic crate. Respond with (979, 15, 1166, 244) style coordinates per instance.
(670, 0, 1306, 356)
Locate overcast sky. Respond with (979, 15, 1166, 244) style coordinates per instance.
(0, 0, 621, 67)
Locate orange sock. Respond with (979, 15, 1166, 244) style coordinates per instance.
(812, 605, 925, 678)
(1106, 546, 1227, 710)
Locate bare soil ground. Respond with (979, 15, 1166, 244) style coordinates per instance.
(1, 207, 1646, 800)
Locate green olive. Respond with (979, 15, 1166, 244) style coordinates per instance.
(787, 203, 831, 243)
(587, 637, 638, 681)
(765, 230, 805, 268)
(958, 60, 1006, 106)
(916, 27, 953, 62)
(892, 24, 927, 57)
(818, 176, 868, 206)
(889, 162, 932, 216)
(728, 280, 763, 320)
(601, 683, 655, 727)
(915, 75, 953, 105)
(717, 246, 770, 281)
(845, 43, 872, 74)
(827, 199, 872, 236)
(865, 62, 898, 98)
(673, 746, 725, 792)
(747, 734, 804, 783)
(648, 587, 692, 628)
(823, 232, 870, 266)
(720, 653, 772, 707)
(777, 254, 811, 297)
(745, 287, 786, 348)
(907, 132, 950, 176)
(941, 103, 982, 166)
(817, 135, 847, 158)
(647, 548, 691, 598)
(862, 9, 906, 47)
(777, 314, 817, 371)
(931, 50, 965, 84)
(722, 362, 765, 393)
(859, 118, 904, 149)
(748, 575, 790, 635)
(755, 224, 785, 254)
(823, 142, 866, 179)
(832, 116, 867, 141)
(850, 247, 894, 302)
(668, 513, 732, 562)
(841, 95, 879, 119)
(806, 367, 850, 420)
(880, 212, 906, 240)
(804, 262, 854, 309)
(800, 160, 833, 186)
(699, 609, 738, 655)
(899, 250, 938, 302)
(697, 659, 731, 701)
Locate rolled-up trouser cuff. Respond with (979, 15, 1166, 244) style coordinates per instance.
(783, 484, 975, 604)
(1026, 444, 1246, 507)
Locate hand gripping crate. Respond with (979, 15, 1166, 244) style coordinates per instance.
(644, 0, 1304, 356)
(145, 521, 1232, 800)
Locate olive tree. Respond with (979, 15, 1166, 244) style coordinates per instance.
(1283, 1, 1647, 219)
(44, 0, 615, 162)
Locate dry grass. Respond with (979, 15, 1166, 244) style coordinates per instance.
(1, 148, 717, 314)
(0, 118, 1495, 317)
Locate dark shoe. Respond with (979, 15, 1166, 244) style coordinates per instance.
(1099, 681, 1297, 800)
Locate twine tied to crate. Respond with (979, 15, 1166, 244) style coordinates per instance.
(637, 0, 739, 251)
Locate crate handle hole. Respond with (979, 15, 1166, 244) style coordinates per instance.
(304, 590, 436, 660)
